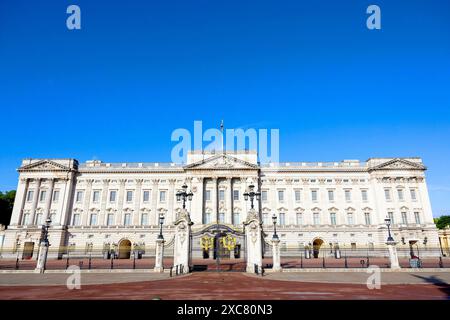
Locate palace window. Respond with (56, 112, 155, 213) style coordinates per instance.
(39, 190, 46, 202)
(89, 214, 98, 226)
(328, 190, 334, 202)
(384, 189, 391, 201)
(219, 189, 225, 201)
(109, 190, 117, 202)
(401, 212, 408, 225)
(364, 212, 371, 225)
(279, 213, 286, 226)
(124, 213, 131, 226)
(35, 213, 43, 226)
(233, 190, 239, 201)
(263, 213, 269, 225)
(52, 190, 59, 202)
(313, 212, 320, 225)
(143, 190, 150, 202)
(76, 191, 84, 203)
(296, 213, 303, 225)
(361, 189, 368, 202)
(397, 189, 404, 201)
(347, 213, 354, 225)
(22, 213, 30, 225)
(345, 190, 351, 202)
(410, 189, 417, 201)
(219, 212, 225, 223)
(126, 191, 133, 202)
(261, 190, 268, 201)
(72, 214, 80, 226)
(330, 213, 337, 225)
(205, 190, 211, 201)
(278, 190, 284, 202)
(26, 190, 34, 202)
(159, 190, 166, 202)
(233, 212, 240, 225)
(414, 212, 421, 224)
(107, 214, 114, 226)
(92, 191, 100, 203)
(204, 212, 212, 224)
(141, 213, 148, 226)
(295, 190, 301, 202)
(311, 190, 318, 202)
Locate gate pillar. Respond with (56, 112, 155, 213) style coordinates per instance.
(173, 208, 193, 274)
(243, 208, 263, 274)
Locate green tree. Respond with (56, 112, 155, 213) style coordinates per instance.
(0, 190, 16, 226)
(435, 215, 450, 229)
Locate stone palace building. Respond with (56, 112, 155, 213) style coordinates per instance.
(0, 150, 440, 260)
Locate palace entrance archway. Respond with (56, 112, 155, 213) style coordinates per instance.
(118, 239, 132, 259)
(312, 238, 324, 258)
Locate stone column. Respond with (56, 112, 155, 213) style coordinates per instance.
(211, 177, 218, 223)
(272, 238, 282, 272)
(10, 178, 29, 226)
(81, 179, 94, 226)
(116, 179, 127, 225)
(226, 177, 233, 224)
(57, 175, 75, 226)
(150, 179, 159, 225)
(386, 240, 401, 269)
(173, 209, 193, 274)
(168, 179, 176, 224)
(44, 179, 55, 220)
(244, 208, 263, 274)
(100, 179, 110, 225)
(133, 179, 143, 225)
(35, 240, 49, 273)
(30, 178, 42, 225)
(154, 238, 165, 272)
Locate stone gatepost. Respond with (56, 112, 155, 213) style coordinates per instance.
(386, 240, 401, 269)
(271, 238, 282, 272)
(173, 209, 193, 274)
(154, 239, 165, 273)
(243, 208, 263, 274)
(35, 241, 49, 273)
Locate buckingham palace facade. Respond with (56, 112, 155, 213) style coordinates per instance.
(1, 150, 440, 259)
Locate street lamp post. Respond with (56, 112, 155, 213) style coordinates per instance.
(384, 217, 394, 242)
(176, 183, 193, 210)
(243, 184, 261, 210)
(272, 214, 279, 240)
(157, 213, 165, 240)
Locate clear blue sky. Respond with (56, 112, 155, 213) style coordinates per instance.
(0, 1, 449, 216)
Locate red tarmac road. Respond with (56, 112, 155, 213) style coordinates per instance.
(1, 272, 449, 300)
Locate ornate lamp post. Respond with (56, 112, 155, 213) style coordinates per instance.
(272, 214, 279, 240)
(243, 184, 260, 210)
(384, 217, 394, 242)
(176, 184, 193, 209)
(157, 213, 165, 240)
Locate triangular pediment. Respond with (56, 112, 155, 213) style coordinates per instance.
(19, 160, 72, 172)
(184, 154, 259, 170)
(371, 158, 425, 171)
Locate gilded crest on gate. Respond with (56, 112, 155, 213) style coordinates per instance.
(222, 234, 236, 251)
(200, 236, 214, 250)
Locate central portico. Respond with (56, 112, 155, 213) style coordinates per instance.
(183, 151, 260, 228)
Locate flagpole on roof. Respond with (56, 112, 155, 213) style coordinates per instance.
(220, 120, 224, 154)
